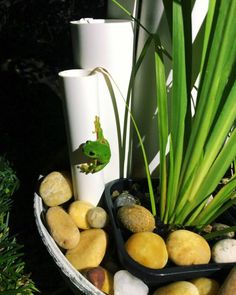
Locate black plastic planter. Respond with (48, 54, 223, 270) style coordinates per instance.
(104, 178, 236, 286)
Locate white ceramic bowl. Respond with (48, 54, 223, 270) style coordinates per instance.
(33, 189, 104, 295)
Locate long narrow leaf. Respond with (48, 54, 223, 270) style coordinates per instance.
(182, 0, 193, 146)
(199, 0, 216, 75)
(167, 0, 187, 217)
(93, 67, 157, 216)
(154, 37, 169, 221)
(128, 111, 157, 216)
(193, 176, 236, 226)
(194, 128, 236, 200)
(124, 34, 154, 176)
(166, 136, 175, 223)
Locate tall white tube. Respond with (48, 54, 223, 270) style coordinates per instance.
(58, 69, 104, 206)
(70, 19, 134, 183)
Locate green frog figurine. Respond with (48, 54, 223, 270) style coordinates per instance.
(79, 116, 111, 174)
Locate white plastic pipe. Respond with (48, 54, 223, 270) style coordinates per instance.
(70, 19, 134, 182)
(58, 69, 104, 206)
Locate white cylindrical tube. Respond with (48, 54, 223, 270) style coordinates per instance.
(70, 19, 134, 182)
(131, 0, 169, 177)
(59, 69, 104, 206)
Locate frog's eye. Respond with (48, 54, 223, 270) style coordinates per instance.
(89, 151, 95, 156)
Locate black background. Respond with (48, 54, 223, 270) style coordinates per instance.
(0, 0, 107, 293)
(1, 1, 236, 294)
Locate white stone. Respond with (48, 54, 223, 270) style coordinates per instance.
(114, 270, 149, 295)
(212, 238, 236, 263)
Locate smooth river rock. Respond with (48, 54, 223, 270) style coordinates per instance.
(114, 270, 149, 295)
(153, 281, 199, 295)
(190, 277, 219, 295)
(65, 228, 107, 270)
(211, 238, 236, 263)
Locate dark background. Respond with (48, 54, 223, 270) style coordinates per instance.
(0, 0, 107, 293)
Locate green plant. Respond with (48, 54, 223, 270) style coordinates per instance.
(0, 156, 38, 294)
(112, 0, 236, 229)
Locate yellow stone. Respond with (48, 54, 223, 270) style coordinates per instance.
(39, 171, 73, 206)
(46, 206, 80, 249)
(166, 229, 211, 266)
(153, 281, 200, 295)
(68, 200, 94, 229)
(125, 232, 168, 269)
(190, 277, 220, 295)
(101, 267, 114, 295)
(66, 229, 107, 270)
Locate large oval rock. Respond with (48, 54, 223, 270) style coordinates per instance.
(39, 171, 73, 206)
(125, 232, 168, 269)
(153, 281, 199, 295)
(166, 229, 211, 265)
(46, 206, 80, 249)
(117, 204, 155, 232)
(211, 238, 236, 263)
(65, 228, 107, 270)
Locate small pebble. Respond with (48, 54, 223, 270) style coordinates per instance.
(87, 207, 108, 228)
(211, 238, 236, 263)
(114, 192, 139, 208)
(82, 267, 105, 290)
(212, 223, 235, 238)
(114, 270, 149, 295)
(112, 190, 120, 198)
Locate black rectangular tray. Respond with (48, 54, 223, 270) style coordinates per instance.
(103, 178, 236, 286)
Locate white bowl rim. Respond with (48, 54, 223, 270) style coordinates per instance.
(33, 179, 105, 295)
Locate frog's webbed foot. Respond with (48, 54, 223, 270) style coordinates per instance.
(78, 160, 107, 174)
(78, 163, 91, 174)
(79, 162, 96, 174)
